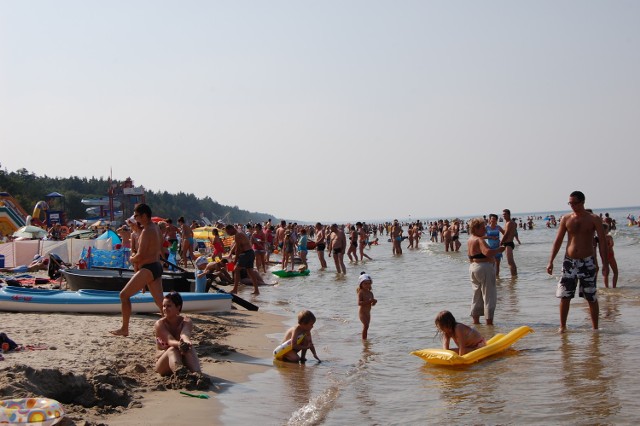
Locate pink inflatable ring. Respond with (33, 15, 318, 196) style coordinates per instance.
(0, 398, 64, 426)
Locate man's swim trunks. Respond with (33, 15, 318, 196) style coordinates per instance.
(501, 241, 515, 249)
(237, 249, 255, 269)
(316, 243, 326, 252)
(556, 255, 597, 302)
(141, 262, 163, 280)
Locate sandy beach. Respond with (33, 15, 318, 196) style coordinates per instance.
(0, 299, 285, 425)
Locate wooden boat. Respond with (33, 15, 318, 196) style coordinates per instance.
(0, 285, 231, 313)
(61, 268, 193, 292)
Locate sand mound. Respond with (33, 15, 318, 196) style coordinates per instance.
(0, 311, 241, 424)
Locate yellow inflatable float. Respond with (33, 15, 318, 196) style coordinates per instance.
(0, 398, 64, 425)
(273, 334, 306, 360)
(411, 325, 533, 366)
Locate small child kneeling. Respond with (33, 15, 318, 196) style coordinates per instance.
(279, 310, 321, 363)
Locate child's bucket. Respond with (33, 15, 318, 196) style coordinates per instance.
(226, 261, 235, 272)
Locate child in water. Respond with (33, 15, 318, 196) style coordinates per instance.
(280, 310, 321, 363)
(357, 272, 377, 340)
(435, 310, 486, 356)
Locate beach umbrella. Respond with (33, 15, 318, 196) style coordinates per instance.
(90, 219, 110, 228)
(151, 216, 167, 223)
(13, 225, 48, 239)
(65, 229, 96, 239)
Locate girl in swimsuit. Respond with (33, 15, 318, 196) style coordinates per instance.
(435, 310, 486, 356)
(209, 229, 226, 261)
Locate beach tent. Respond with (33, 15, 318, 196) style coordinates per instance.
(97, 229, 121, 245)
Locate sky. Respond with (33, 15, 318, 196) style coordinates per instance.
(1, 1, 639, 222)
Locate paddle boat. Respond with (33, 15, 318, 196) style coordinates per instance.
(0, 285, 231, 313)
(61, 268, 192, 292)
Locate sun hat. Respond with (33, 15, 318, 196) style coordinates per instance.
(358, 273, 372, 285)
(196, 256, 208, 267)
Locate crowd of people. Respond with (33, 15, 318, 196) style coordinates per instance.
(2, 190, 624, 373)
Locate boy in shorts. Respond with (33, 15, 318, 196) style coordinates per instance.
(280, 310, 321, 363)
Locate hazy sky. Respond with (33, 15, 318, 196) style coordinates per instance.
(1, 1, 639, 222)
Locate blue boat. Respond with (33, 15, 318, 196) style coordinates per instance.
(0, 285, 231, 313)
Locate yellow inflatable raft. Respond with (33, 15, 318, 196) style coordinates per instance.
(410, 325, 533, 366)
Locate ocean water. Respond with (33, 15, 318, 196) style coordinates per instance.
(218, 207, 640, 425)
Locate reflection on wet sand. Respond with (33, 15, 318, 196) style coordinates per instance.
(560, 332, 620, 419)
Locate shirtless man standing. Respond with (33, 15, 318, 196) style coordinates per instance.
(391, 220, 403, 255)
(501, 209, 518, 277)
(451, 220, 462, 252)
(547, 191, 609, 332)
(164, 219, 179, 247)
(225, 224, 260, 295)
(327, 223, 347, 274)
(315, 222, 328, 269)
(442, 220, 452, 252)
(275, 220, 287, 252)
(110, 204, 164, 337)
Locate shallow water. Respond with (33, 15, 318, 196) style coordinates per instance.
(218, 207, 640, 425)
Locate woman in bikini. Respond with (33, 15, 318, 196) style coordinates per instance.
(347, 225, 358, 262)
(155, 292, 201, 376)
(467, 217, 506, 325)
(251, 224, 267, 273)
(602, 223, 618, 288)
(177, 217, 195, 268)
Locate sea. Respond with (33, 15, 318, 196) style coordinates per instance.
(217, 206, 640, 425)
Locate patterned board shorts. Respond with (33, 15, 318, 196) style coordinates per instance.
(556, 255, 597, 302)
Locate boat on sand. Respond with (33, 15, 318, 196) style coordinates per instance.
(0, 285, 231, 313)
(61, 268, 193, 292)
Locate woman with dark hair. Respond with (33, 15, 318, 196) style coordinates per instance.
(154, 292, 201, 376)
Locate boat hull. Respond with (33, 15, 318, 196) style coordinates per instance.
(0, 286, 231, 313)
(61, 268, 192, 292)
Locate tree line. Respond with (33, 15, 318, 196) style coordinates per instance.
(0, 166, 274, 225)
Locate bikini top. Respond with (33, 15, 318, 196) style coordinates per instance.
(468, 253, 487, 260)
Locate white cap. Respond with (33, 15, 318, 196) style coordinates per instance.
(358, 273, 372, 284)
(196, 256, 208, 267)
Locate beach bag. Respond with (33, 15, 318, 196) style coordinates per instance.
(0, 332, 18, 351)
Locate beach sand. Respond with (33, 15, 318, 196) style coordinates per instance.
(0, 303, 285, 425)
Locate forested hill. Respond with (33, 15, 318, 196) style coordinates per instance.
(0, 167, 274, 224)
